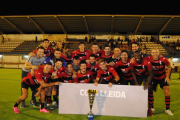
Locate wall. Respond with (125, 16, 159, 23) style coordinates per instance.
(0, 34, 173, 42)
(23, 34, 44, 41)
(1, 55, 26, 68)
(44, 34, 66, 42)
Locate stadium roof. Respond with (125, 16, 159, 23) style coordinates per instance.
(0, 14, 180, 35)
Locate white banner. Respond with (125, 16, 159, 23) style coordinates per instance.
(67, 34, 87, 39)
(58, 83, 148, 118)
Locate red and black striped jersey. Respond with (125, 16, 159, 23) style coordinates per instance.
(86, 63, 99, 79)
(130, 57, 153, 76)
(60, 53, 73, 64)
(22, 68, 50, 86)
(86, 51, 103, 61)
(101, 52, 113, 62)
(145, 56, 170, 80)
(97, 66, 118, 83)
(72, 49, 90, 61)
(75, 70, 94, 83)
(114, 58, 133, 80)
(57, 72, 75, 83)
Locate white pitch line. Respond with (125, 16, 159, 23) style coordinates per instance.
(171, 80, 180, 82)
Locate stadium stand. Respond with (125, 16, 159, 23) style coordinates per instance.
(0, 41, 22, 52)
(139, 42, 168, 55)
(11, 41, 41, 53)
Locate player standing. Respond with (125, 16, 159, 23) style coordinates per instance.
(130, 50, 154, 116)
(114, 50, 135, 85)
(21, 46, 45, 108)
(146, 48, 173, 116)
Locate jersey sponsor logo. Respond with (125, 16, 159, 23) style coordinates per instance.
(121, 68, 131, 73)
(33, 79, 39, 84)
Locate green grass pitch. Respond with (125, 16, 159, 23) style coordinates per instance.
(0, 68, 180, 120)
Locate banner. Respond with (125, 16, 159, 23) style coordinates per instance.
(67, 34, 87, 39)
(43, 34, 66, 41)
(159, 35, 180, 42)
(58, 83, 148, 118)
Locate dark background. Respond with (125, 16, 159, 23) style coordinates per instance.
(0, 2, 179, 15)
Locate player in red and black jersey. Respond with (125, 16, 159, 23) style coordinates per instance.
(131, 50, 153, 86)
(130, 50, 154, 116)
(72, 41, 90, 61)
(56, 63, 77, 83)
(145, 48, 173, 116)
(107, 47, 122, 83)
(100, 44, 113, 62)
(74, 60, 94, 83)
(94, 59, 120, 87)
(32, 39, 54, 57)
(114, 50, 134, 85)
(86, 42, 103, 62)
(13, 62, 61, 114)
(86, 54, 99, 83)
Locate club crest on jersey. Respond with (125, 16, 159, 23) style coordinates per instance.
(87, 74, 90, 78)
(43, 77, 46, 80)
(108, 72, 110, 75)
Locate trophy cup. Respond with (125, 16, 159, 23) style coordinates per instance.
(87, 89, 97, 120)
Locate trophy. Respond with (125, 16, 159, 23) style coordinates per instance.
(87, 89, 97, 120)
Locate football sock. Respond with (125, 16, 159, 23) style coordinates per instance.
(53, 95, 57, 102)
(14, 102, 19, 107)
(32, 90, 38, 101)
(41, 103, 44, 109)
(47, 96, 51, 104)
(148, 92, 154, 108)
(165, 96, 170, 110)
(39, 99, 41, 105)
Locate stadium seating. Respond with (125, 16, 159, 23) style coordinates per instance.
(0, 39, 170, 56)
(11, 41, 41, 53)
(139, 42, 168, 55)
(0, 41, 22, 52)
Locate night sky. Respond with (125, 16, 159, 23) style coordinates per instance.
(0, 2, 179, 16)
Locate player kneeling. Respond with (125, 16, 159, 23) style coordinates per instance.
(13, 62, 61, 113)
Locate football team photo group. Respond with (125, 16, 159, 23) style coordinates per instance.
(12, 39, 174, 117)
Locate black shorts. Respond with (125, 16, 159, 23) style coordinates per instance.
(48, 78, 61, 83)
(121, 78, 135, 85)
(22, 70, 29, 79)
(21, 82, 40, 91)
(99, 79, 111, 84)
(136, 75, 153, 85)
(152, 78, 169, 92)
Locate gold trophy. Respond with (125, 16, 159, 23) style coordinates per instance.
(87, 89, 97, 120)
